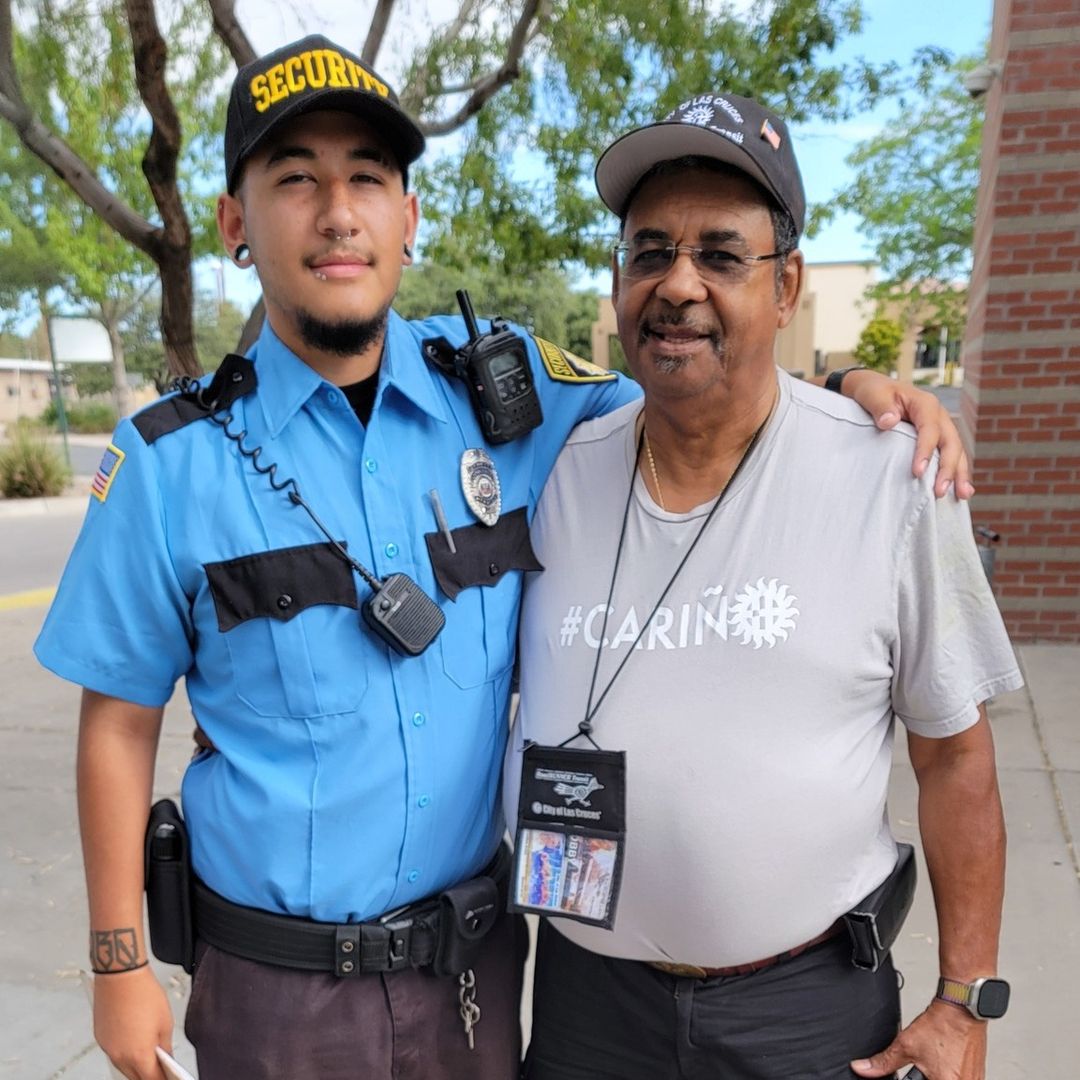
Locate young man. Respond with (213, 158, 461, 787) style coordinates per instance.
(507, 93, 1020, 1080)
(37, 38, 974, 1080)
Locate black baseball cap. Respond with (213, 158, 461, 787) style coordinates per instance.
(594, 92, 806, 236)
(224, 35, 426, 193)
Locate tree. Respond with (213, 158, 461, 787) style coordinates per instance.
(830, 50, 983, 332)
(0, 0, 229, 378)
(3, 0, 892, 378)
(853, 314, 904, 374)
(396, 262, 599, 359)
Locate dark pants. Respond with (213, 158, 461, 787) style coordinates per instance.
(185, 910, 527, 1080)
(523, 922, 901, 1080)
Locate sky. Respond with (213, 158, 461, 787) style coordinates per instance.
(208, 0, 995, 309)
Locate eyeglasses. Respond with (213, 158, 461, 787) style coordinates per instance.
(613, 240, 785, 283)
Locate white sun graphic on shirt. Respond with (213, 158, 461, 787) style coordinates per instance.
(728, 578, 800, 648)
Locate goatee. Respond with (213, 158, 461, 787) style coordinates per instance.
(297, 307, 390, 357)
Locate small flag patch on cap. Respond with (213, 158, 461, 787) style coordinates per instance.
(91, 443, 125, 503)
(760, 118, 781, 150)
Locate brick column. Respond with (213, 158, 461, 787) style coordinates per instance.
(961, 0, 1080, 642)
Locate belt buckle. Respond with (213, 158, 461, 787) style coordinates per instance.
(653, 961, 710, 979)
(383, 916, 413, 972)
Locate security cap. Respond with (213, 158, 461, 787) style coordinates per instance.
(225, 34, 426, 192)
(595, 92, 806, 236)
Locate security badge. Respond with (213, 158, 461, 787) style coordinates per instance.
(460, 448, 501, 527)
(510, 743, 627, 930)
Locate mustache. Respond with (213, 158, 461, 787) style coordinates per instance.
(305, 244, 373, 266)
(638, 311, 722, 347)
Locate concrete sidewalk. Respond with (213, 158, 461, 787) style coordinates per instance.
(1, 590, 1077, 1076)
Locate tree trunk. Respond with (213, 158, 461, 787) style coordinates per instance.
(105, 318, 134, 417)
(158, 241, 201, 378)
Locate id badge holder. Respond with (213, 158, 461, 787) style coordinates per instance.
(509, 742, 626, 930)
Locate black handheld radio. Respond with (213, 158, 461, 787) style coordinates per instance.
(424, 291, 543, 444)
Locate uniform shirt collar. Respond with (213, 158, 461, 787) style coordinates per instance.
(248, 312, 447, 437)
(379, 310, 448, 424)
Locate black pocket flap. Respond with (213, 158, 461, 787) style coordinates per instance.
(205, 542, 358, 631)
(425, 506, 543, 601)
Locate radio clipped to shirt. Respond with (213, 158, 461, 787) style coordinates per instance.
(423, 290, 543, 445)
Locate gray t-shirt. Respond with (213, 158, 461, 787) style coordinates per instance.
(504, 372, 1022, 966)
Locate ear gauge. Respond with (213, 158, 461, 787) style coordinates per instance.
(234, 243, 251, 264)
(403, 243, 413, 259)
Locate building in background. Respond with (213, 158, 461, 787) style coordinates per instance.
(960, 0, 1080, 642)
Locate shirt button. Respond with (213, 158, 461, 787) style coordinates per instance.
(407, 869, 420, 883)
(365, 458, 377, 473)
(276, 594, 292, 610)
(412, 712, 426, 727)
(418, 795, 431, 808)
(385, 542, 398, 558)
(327, 390, 339, 405)
(489, 562, 500, 576)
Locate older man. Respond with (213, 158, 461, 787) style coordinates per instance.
(37, 32, 975, 1078)
(506, 93, 1020, 1080)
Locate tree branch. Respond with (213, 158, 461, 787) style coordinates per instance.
(206, 0, 256, 67)
(361, 0, 397, 67)
(124, 0, 188, 251)
(416, 0, 542, 137)
(400, 0, 483, 113)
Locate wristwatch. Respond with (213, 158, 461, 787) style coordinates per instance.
(824, 365, 867, 394)
(935, 976, 1011, 1019)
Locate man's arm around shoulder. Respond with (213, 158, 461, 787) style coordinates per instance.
(79, 689, 173, 1080)
(852, 706, 1005, 1080)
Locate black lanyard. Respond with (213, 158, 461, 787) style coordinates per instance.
(571, 408, 772, 747)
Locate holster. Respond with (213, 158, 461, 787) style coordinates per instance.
(842, 842, 917, 972)
(144, 798, 195, 974)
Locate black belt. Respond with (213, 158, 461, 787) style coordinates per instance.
(194, 844, 510, 977)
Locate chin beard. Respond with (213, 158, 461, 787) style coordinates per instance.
(297, 307, 389, 357)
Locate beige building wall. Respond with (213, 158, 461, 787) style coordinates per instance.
(0, 362, 54, 424)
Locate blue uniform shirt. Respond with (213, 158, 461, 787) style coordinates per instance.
(36, 312, 638, 922)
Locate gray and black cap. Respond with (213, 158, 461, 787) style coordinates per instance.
(224, 34, 426, 193)
(594, 92, 806, 236)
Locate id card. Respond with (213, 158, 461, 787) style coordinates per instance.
(510, 743, 626, 929)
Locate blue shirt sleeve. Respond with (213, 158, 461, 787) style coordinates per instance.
(34, 418, 195, 708)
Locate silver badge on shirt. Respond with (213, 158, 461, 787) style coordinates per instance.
(460, 449, 501, 527)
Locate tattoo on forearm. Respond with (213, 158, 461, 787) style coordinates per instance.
(90, 928, 141, 972)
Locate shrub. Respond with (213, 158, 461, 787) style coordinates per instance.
(65, 402, 118, 433)
(41, 399, 118, 433)
(0, 429, 72, 498)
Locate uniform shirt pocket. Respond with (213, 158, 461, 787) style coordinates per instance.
(205, 542, 367, 717)
(426, 507, 543, 689)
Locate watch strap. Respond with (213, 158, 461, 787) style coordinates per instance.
(824, 365, 867, 394)
(935, 976, 975, 1009)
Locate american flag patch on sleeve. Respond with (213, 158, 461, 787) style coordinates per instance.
(91, 443, 125, 503)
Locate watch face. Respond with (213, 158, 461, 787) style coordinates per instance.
(976, 978, 1011, 1019)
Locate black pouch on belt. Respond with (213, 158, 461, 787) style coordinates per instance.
(432, 873, 501, 977)
(144, 798, 195, 974)
(842, 841, 917, 972)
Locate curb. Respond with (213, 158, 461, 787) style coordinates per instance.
(0, 486, 91, 519)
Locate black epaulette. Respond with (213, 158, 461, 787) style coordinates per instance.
(133, 354, 257, 445)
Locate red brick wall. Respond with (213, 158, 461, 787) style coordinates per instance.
(960, 0, 1080, 642)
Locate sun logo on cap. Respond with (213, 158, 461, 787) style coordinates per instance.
(682, 104, 715, 128)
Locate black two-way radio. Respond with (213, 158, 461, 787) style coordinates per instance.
(423, 290, 543, 444)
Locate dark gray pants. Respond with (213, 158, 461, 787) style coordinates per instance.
(185, 910, 527, 1080)
(523, 921, 901, 1080)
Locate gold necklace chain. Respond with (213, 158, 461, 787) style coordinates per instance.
(642, 385, 781, 514)
(643, 430, 666, 511)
